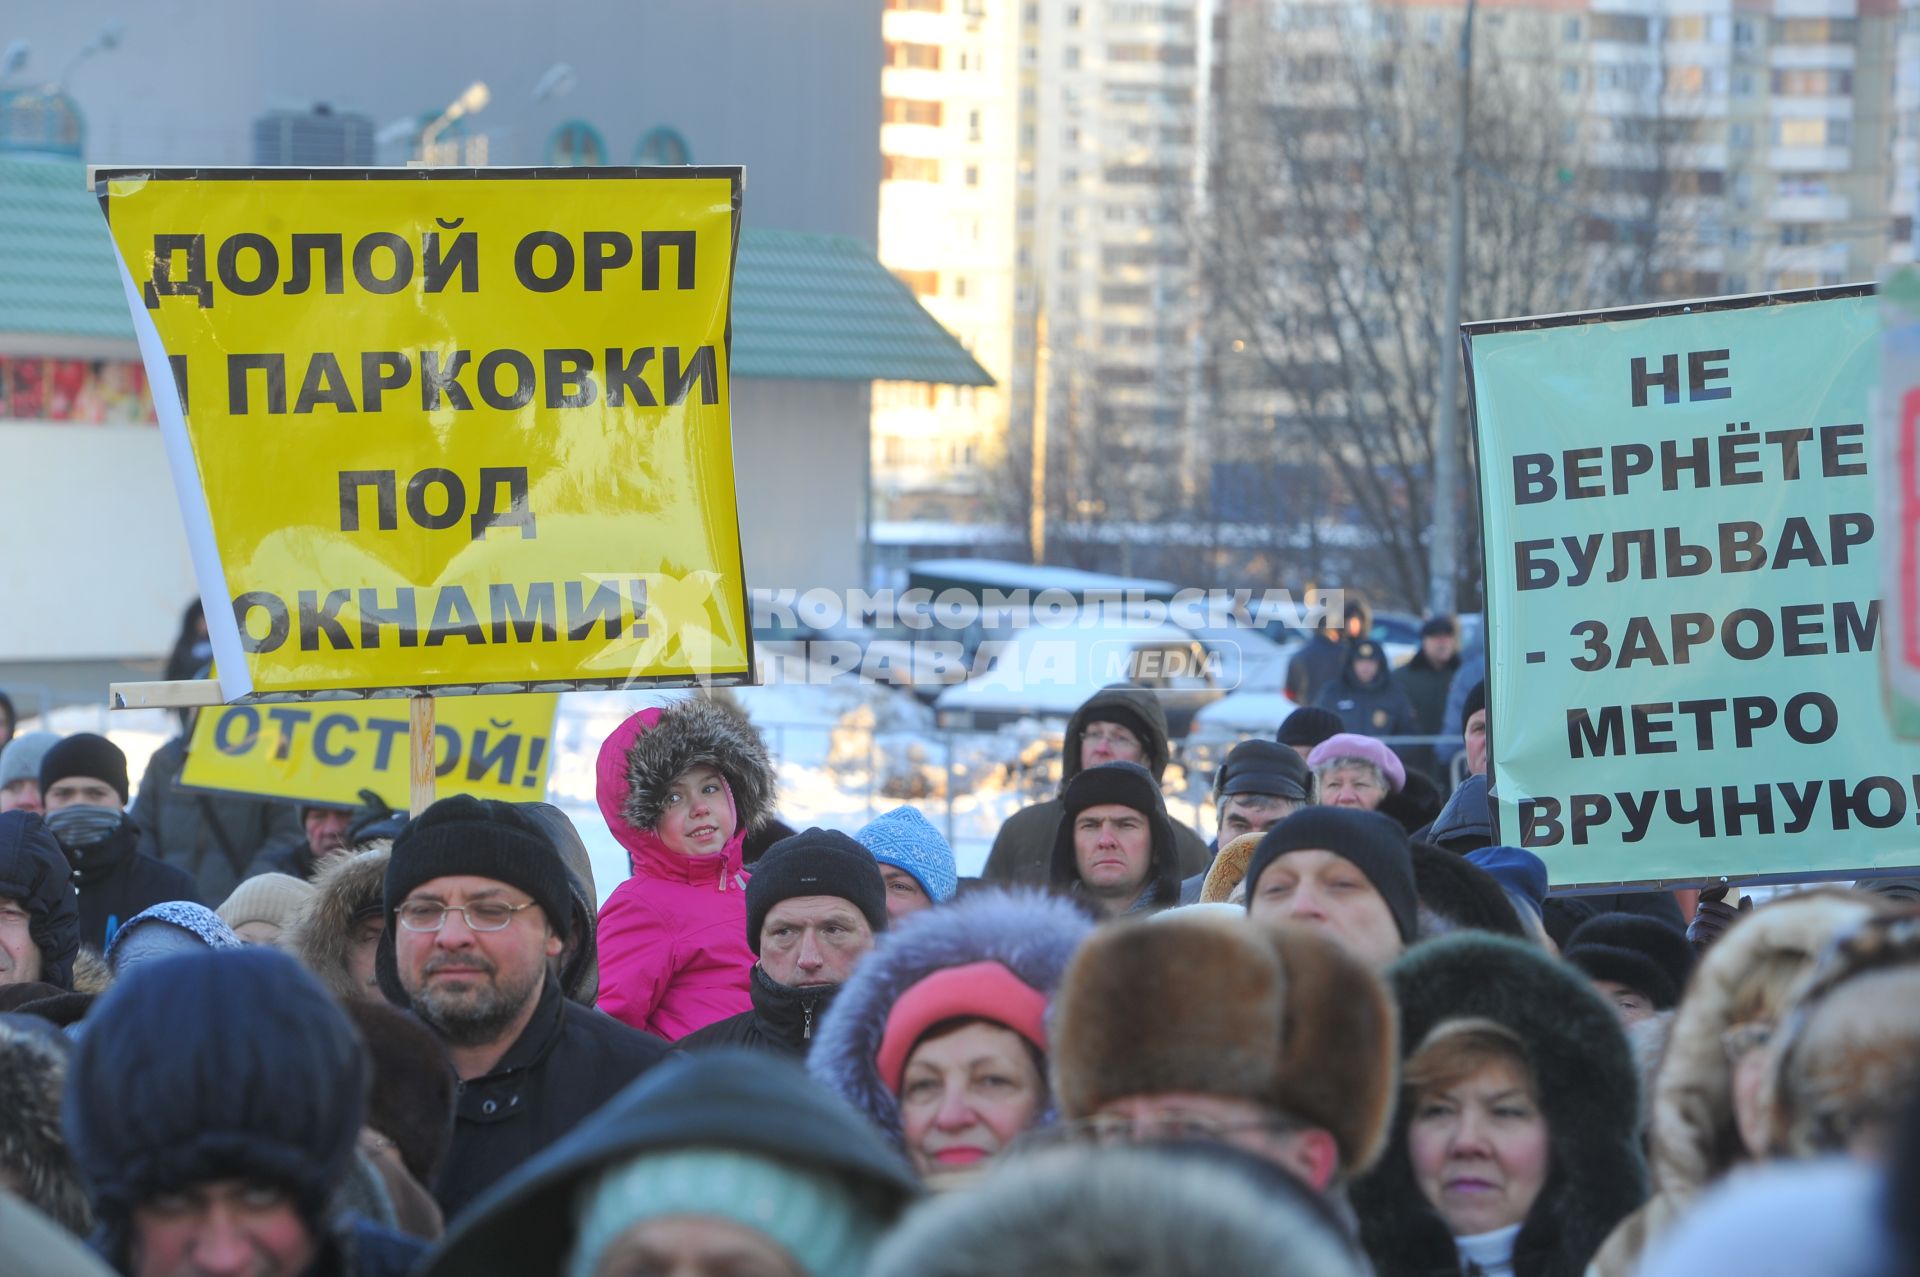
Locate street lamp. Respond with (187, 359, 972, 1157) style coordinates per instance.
(419, 80, 490, 161)
(59, 22, 121, 90)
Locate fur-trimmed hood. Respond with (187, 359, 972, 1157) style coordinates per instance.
(289, 848, 391, 1003)
(596, 699, 777, 881)
(1352, 932, 1646, 1277)
(1587, 890, 1885, 1277)
(807, 890, 1093, 1148)
(0, 1019, 91, 1236)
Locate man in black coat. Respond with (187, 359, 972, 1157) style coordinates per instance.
(0, 810, 81, 990)
(374, 796, 672, 1223)
(681, 828, 889, 1058)
(128, 725, 301, 904)
(39, 734, 201, 950)
(62, 946, 424, 1277)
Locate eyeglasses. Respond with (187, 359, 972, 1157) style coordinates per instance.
(396, 900, 536, 932)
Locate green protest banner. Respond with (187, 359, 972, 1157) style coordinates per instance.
(1467, 285, 1920, 888)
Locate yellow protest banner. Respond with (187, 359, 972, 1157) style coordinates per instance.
(96, 168, 754, 700)
(179, 694, 559, 808)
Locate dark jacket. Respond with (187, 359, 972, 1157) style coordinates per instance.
(246, 833, 319, 882)
(1421, 773, 1495, 853)
(679, 963, 839, 1059)
(130, 736, 301, 902)
(1284, 631, 1351, 705)
(1046, 761, 1183, 917)
(982, 686, 1210, 887)
(1398, 649, 1461, 736)
(0, 811, 81, 988)
(66, 818, 202, 952)
(1352, 934, 1647, 1277)
(417, 1050, 919, 1277)
(1313, 651, 1419, 740)
(393, 973, 674, 1223)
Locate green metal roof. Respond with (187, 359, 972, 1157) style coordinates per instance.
(0, 154, 137, 341)
(730, 227, 992, 386)
(0, 155, 994, 387)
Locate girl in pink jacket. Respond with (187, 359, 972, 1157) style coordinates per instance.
(594, 698, 777, 1040)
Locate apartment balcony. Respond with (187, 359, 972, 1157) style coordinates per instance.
(1767, 192, 1852, 220)
(1768, 145, 1851, 170)
(1771, 0, 1858, 19)
(1768, 44, 1856, 71)
(1769, 96, 1853, 119)
(1764, 240, 1851, 272)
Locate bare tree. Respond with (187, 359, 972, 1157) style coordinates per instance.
(1199, 6, 1666, 609)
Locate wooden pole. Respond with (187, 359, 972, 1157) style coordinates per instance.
(410, 694, 437, 816)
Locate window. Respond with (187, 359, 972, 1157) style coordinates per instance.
(883, 98, 944, 126)
(886, 41, 942, 69)
(1065, 45, 1081, 68)
(633, 126, 691, 165)
(968, 109, 983, 142)
(965, 164, 980, 186)
(1589, 13, 1649, 40)
(1780, 225, 1813, 245)
(1729, 121, 1754, 147)
(1772, 69, 1853, 96)
(884, 0, 944, 9)
(1732, 70, 1755, 96)
(894, 269, 940, 296)
(882, 154, 941, 181)
(545, 120, 606, 166)
(955, 275, 969, 298)
(1666, 14, 1707, 41)
(1773, 18, 1857, 43)
(1773, 117, 1844, 148)
(1732, 17, 1756, 45)
(1561, 67, 1582, 93)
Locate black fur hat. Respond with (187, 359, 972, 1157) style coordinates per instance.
(1352, 933, 1647, 1277)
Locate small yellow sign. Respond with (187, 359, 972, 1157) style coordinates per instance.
(180, 694, 559, 808)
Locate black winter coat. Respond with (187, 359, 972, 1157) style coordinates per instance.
(0, 812, 80, 988)
(1284, 632, 1350, 704)
(68, 819, 202, 952)
(680, 963, 840, 1059)
(1397, 650, 1460, 736)
(129, 736, 301, 903)
(1314, 656, 1419, 740)
(429, 975, 673, 1223)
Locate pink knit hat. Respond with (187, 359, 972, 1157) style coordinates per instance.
(876, 961, 1050, 1094)
(1307, 732, 1406, 793)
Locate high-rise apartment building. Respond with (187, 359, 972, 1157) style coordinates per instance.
(875, 0, 1206, 529)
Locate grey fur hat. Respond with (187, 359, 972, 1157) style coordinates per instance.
(0, 1018, 91, 1236)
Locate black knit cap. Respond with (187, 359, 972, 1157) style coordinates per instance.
(1243, 807, 1419, 942)
(1277, 706, 1344, 750)
(1215, 739, 1311, 802)
(1563, 912, 1695, 1009)
(63, 947, 367, 1265)
(1421, 616, 1458, 638)
(37, 733, 129, 806)
(745, 828, 888, 955)
(384, 794, 573, 942)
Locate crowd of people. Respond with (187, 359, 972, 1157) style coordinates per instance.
(0, 619, 1917, 1277)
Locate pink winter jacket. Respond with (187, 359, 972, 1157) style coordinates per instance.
(593, 708, 755, 1040)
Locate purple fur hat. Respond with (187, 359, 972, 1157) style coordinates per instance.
(807, 889, 1093, 1149)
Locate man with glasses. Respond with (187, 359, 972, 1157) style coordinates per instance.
(377, 795, 671, 1222)
(1048, 912, 1396, 1214)
(982, 685, 1212, 888)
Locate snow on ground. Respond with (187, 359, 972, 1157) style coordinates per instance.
(48, 675, 1219, 910)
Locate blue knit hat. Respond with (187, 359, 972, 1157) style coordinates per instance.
(854, 807, 958, 903)
(105, 901, 245, 974)
(566, 1147, 893, 1277)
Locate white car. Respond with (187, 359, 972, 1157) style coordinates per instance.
(934, 620, 1226, 736)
